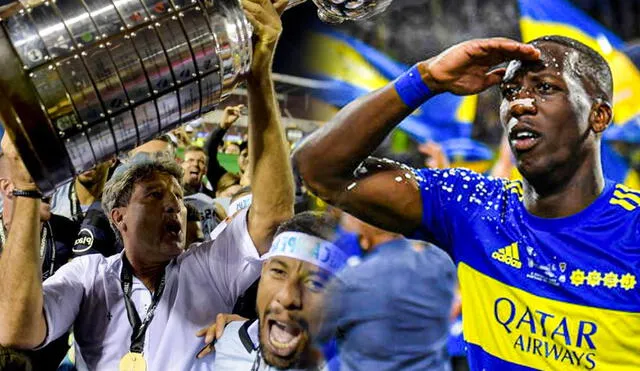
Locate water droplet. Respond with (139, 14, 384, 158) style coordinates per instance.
(395, 176, 403, 183)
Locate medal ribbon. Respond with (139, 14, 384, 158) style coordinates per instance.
(120, 256, 166, 354)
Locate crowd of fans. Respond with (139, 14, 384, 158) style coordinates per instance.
(0, 0, 638, 370)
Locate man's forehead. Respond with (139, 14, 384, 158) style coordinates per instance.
(504, 43, 574, 82)
(136, 171, 180, 188)
(185, 150, 205, 158)
(268, 256, 330, 277)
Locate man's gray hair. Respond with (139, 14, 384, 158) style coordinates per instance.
(102, 152, 183, 242)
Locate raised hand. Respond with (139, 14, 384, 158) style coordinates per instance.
(220, 104, 245, 130)
(0, 134, 37, 191)
(421, 38, 541, 95)
(242, 0, 287, 76)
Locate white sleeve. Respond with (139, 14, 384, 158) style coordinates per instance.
(195, 208, 261, 307)
(37, 256, 91, 348)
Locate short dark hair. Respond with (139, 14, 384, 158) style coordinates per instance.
(274, 211, 339, 242)
(528, 35, 613, 101)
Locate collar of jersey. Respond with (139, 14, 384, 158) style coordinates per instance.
(520, 178, 615, 230)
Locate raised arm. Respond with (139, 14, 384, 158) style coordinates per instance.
(204, 104, 244, 188)
(0, 135, 47, 348)
(243, 0, 294, 254)
(293, 38, 540, 234)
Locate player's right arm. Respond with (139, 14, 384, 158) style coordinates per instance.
(0, 135, 47, 348)
(293, 38, 540, 235)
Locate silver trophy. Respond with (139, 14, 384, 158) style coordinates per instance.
(0, 0, 392, 194)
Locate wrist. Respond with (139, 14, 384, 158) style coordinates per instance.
(246, 68, 274, 88)
(12, 181, 38, 192)
(393, 63, 436, 110)
(12, 188, 43, 199)
(415, 60, 441, 93)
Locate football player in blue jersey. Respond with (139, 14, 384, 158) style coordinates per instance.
(294, 36, 640, 370)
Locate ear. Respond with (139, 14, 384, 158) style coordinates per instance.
(0, 178, 13, 198)
(590, 99, 613, 134)
(110, 207, 126, 234)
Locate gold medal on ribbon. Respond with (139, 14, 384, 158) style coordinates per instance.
(119, 352, 147, 371)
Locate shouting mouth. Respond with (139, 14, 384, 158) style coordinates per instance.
(165, 219, 182, 238)
(266, 319, 303, 357)
(509, 125, 542, 152)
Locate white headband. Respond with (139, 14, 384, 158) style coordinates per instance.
(262, 231, 347, 275)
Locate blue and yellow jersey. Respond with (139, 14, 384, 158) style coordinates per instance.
(412, 168, 640, 371)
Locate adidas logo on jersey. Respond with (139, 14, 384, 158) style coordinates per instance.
(492, 242, 522, 269)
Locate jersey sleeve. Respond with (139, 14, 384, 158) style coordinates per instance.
(38, 256, 96, 348)
(411, 168, 508, 254)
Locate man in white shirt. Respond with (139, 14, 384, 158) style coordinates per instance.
(0, 0, 294, 369)
(204, 212, 346, 371)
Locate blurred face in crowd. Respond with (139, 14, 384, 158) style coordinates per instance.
(238, 148, 249, 173)
(256, 255, 331, 369)
(182, 150, 207, 188)
(111, 171, 187, 262)
(224, 143, 241, 155)
(77, 160, 113, 189)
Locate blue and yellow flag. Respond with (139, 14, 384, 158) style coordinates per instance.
(518, 0, 640, 187)
(303, 29, 492, 162)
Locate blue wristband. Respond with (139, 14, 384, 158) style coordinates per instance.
(393, 64, 434, 110)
